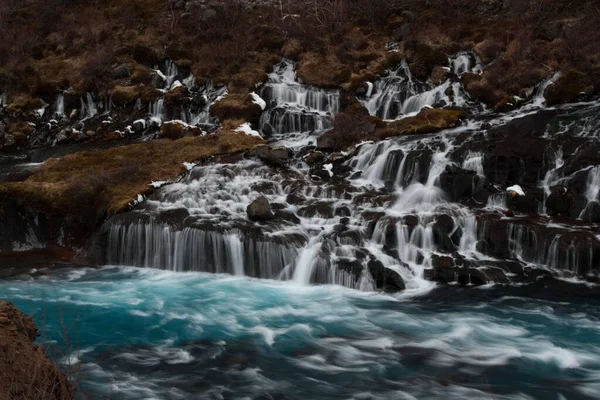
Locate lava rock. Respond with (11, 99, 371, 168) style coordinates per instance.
(439, 165, 479, 202)
(432, 214, 458, 253)
(546, 186, 574, 216)
(367, 258, 406, 292)
(249, 144, 293, 167)
(247, 196, 274, 221)
(286, 192, 306, 205)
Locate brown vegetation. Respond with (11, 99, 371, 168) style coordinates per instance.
(0, 0, 598, 115)
(318, 107, 465, 151)
(0, 131, 263, 219)
(0, 301, 72, 400)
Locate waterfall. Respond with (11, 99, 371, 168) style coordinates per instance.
(150, 99, 166, 124)
(80, 93, 98, 118)
(54, 94, 65, 117)
(258, 60, 339, 146)
(360, 54, 476, 121)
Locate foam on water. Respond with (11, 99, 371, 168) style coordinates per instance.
(1, 267, 598, 400)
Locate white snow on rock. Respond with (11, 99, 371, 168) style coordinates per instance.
(236, 122, 262, 138)
(150, 181, 168, 188)
(506, 185, 525, 196)
(183, 162, 196, 171)
(323, 163, 334, 177)
(250, 92, 267, 110)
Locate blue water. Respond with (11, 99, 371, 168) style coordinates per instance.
(1, 266, 599, 400)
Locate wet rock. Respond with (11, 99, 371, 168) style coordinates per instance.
(367, 258, 406, 292)
(335, 229, 365, 246)
(431, 254, 455, 269)
(286, 192, 306, 205)
(132, 119, 147, 133)
(304, 151, 325, 166)
(297, 202, 334, 219)
(432, 214, 458, 253)
(274, 210, 300, 224)
(335, 258, 364, 276)
(507, 187, 543, 214)
(247, 196, 274, 221)
(249, 144, 293, 167)
(334, 205, 351, 217)
(546, 186, 574, 216)
(439, 165, 478, 202)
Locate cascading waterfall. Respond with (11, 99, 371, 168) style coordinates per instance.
(103, 55, 600, 292)
(54, 94, 65, 117)
(360, 55, 476, 120)
(258, 59, 339, 146)
(80, 92, 98, 118)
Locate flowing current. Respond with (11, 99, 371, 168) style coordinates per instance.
(1, 267, 599, 400)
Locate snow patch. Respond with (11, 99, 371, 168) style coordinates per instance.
(506, 185, 525, 196)
(235, 122, 262, 138)
(250, 92, 267, 110)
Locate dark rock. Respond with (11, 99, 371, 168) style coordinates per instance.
(286, 192, 306, 205)
(274, 210, 301, 224)
(507, 187, 543, 214)
(432, 214, 458, 253)
(367, 258, 406, 291)
(334, 205, 351, 217)
(431, 254, 455, 269)
(304, 151, 326, 166)
(546, 186, 574, 216)
(297, 202, 334, 219)
(247, 196, 274, 221)
(439, 165, 478, 202)
(249, 145, 293, 167)
(132, 119, 147, 133)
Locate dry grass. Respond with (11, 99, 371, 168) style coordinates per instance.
(318, 107, 465, 151)
(0, 131, 263, 218)
(0, 301, 73, 400)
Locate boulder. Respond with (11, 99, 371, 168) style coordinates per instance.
(546, 186, 574, 216)
(247, 196, 274, 221)
(439, 165, 478, 202)
(286, 192, 306, 205)
(432, 214, 458, 253)
(249, 144, 293, 167)
(367, 258, 406, 291)
(305, 151, 326, 166)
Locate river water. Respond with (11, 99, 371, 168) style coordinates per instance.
(1, 266, 599, 399)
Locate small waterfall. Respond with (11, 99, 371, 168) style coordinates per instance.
(579, 166, 600, 220)
(360, 54, 477, 121)
(54, 94, 65, 117)
(258, 60, 339, 146)
(80, 93, 98, 118)
(150, 99, 166, 124)
(462, 151, 485, 177)
(531, 72, 562, 108)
